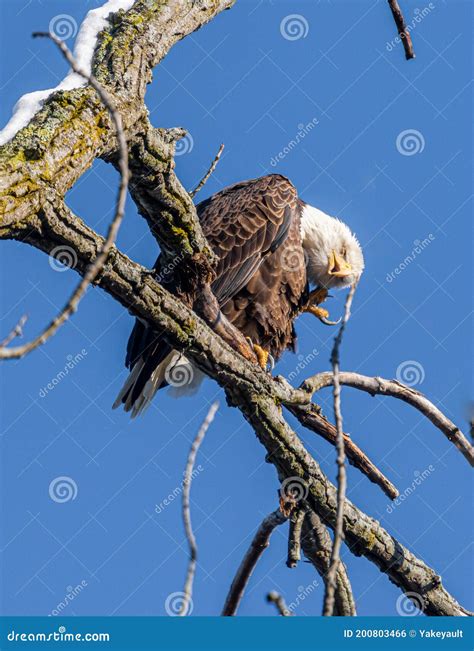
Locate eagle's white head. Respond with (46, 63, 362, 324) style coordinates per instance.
(300, 203, 364, 290)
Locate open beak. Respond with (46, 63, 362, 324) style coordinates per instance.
(328, 250, 353, 277)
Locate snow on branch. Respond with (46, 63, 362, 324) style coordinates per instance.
(0, 0, 135, 146)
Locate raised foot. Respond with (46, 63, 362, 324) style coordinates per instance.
(305, 305, 341, 327)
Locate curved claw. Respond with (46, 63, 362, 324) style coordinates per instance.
(267, 354, 275, 371)
(319, 315, 342, 326)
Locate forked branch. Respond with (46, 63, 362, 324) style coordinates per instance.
(301, 372, 474, 467)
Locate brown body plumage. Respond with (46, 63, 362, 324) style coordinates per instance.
(199, 174, 306, 360)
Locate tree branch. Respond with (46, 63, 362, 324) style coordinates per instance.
(289, 402, 398, 499)
(323, 281, 358, 617)
(286, 507, 306, 569)
(0, 315, 27, 347)
(301, 509, 356, 616)
(266, 591, 292, 616)
(190, 143, 225, 199)
(302, 372, 474, 467)
(387, 0, 415, 60)
(180, 401, 219, 616)
(221, 509, 287, 616)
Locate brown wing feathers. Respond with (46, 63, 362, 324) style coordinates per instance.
(199, 174, 306, 359)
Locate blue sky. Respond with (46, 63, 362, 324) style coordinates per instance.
(0, 0, 472, 618)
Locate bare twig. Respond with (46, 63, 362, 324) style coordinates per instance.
(323, 281, 358, 617)
(286, 507, 306, 568)
(301, 509, 356, 616)
(266, 591, 292, 616)
(180, 401, 219, 616)
(0, 32, 129, 360)
(221, 509, 287, 616)
(289, 403, 398, 499)
(190, 143, 225, 199)
(387, 0, 415, 60)
(302, 372, 474, 467)
(0, 315, 27, 347)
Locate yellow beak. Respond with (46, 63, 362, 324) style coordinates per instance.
(328, 250, 353, 277)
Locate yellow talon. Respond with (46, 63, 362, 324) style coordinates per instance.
(253, 344, 269, 370)
(306, 305, 329, 320)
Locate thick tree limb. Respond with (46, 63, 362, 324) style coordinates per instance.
(302, 372, 474, 467)
(301, 509, 356, 616)
(222, 509, 287, 616)
(0, 32, 129, 360)
(0, 0, 233, 286)
(323, 281, 357, 617)
(180, 401, 219, 616)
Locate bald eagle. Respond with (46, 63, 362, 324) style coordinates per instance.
(114, 174, 364, 417)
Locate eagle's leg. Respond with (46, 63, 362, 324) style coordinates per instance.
(194, 286, 258, 364)
(307, 287, 329, 306)
(303, 287, 341, 326)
